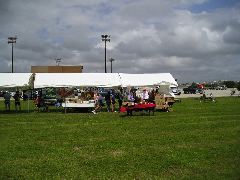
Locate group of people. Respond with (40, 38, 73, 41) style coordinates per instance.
(126, 88, 157, 104)
(34, 94, 63, 112)
(34, 95, 48, 112)
(2, 91, 21, 111)
(2, 90, 52, 112)
(1, 87, 160, 113)
(200, 92, 215, 102)
(92, 90, 120, 114)
(91, 88, 157, 114)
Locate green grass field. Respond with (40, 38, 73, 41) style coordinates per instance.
(0, 97, 239, 179)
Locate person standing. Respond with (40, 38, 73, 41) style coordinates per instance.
(142, 89, 149, 103)
(3, 91, 11, 111)
(117, 89, 124, 112)
(149, 89, 156, 103)
(111, 92, 116, 112)
(92, 93, 104, 114)
(105, 91, 111, 112)
(34, 95, 42, 112)
(13, 91, 21, 111)
(127, 92, 135, 102)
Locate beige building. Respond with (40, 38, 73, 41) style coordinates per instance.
(31, 66, 83, 73)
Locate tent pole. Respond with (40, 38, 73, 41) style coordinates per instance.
(28, 97, 30, 113)
(64, 98, 67, 114)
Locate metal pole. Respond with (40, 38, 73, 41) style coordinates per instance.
(102, 35, 110, 73)
(109, 58, 114, 73)
(65, 98, 67, 114)
(8, 36, 17, 73)
(105, 40, 107, 73)
(12, 43, 13, 73)
(110, 60, 112, 73)
(28, 97, 30, 113)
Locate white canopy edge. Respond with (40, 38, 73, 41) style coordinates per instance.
(0, 73, 178, 88)
(118, 73, 177, 87)
(0, 73, 32, 87)
(34, 73, 122, 88)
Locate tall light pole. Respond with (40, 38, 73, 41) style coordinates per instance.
(101, 35, 110, 73)
(8, 36, 17, 73)
(55, 58, 62, 66)
(109, 58, 115, 73)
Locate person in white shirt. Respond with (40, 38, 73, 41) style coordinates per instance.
(92, 93, 104, 114)
(142, 89, 149, 102)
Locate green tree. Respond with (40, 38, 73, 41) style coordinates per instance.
(236, 82, 240, 91)
(224, 81, 236, 88)
(190, 82, 197, 88)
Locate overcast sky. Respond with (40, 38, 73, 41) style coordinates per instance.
(0, 0, 239, 82)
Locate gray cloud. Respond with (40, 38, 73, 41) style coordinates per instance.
(0, 0, 239, 82)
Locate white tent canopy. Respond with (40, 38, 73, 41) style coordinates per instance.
(0, 73, 32, 87)
(34, 73, 122, 88)
(34, 73, 177, 88)
(0, 73, 178, 88)
(119, 73, 177, 87)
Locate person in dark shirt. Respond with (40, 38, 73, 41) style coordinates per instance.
(105, 91, 111, 112)
(117, 89, 124, 112)
(3, 91, 11, 111)
(111, 92, 116, 112)
(13, 91, 21, 111)
(149, 89, 156, 103)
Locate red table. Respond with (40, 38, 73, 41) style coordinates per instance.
(120, 103, 156, 115)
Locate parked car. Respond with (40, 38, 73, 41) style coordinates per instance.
(10, 92, 16, 97)
(183, 87, 197, 94)
(215, 85, 227, 90)
(196, 89, 203, 94)
(171, 88, 181, 95)
(0, 91, 3, 97)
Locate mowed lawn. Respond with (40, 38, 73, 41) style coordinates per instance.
(0, 97, 239, 179)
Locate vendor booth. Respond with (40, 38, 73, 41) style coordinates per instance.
(33, 73, 122, 111)
(32, 73, 178, 112)
(1, 73, 178, 113)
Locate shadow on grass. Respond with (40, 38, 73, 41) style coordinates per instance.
(0, 107, 170, 115)
(0, 108, 64, 114)
(119, 111, 157, 117)
(64, 108, 93, 113)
